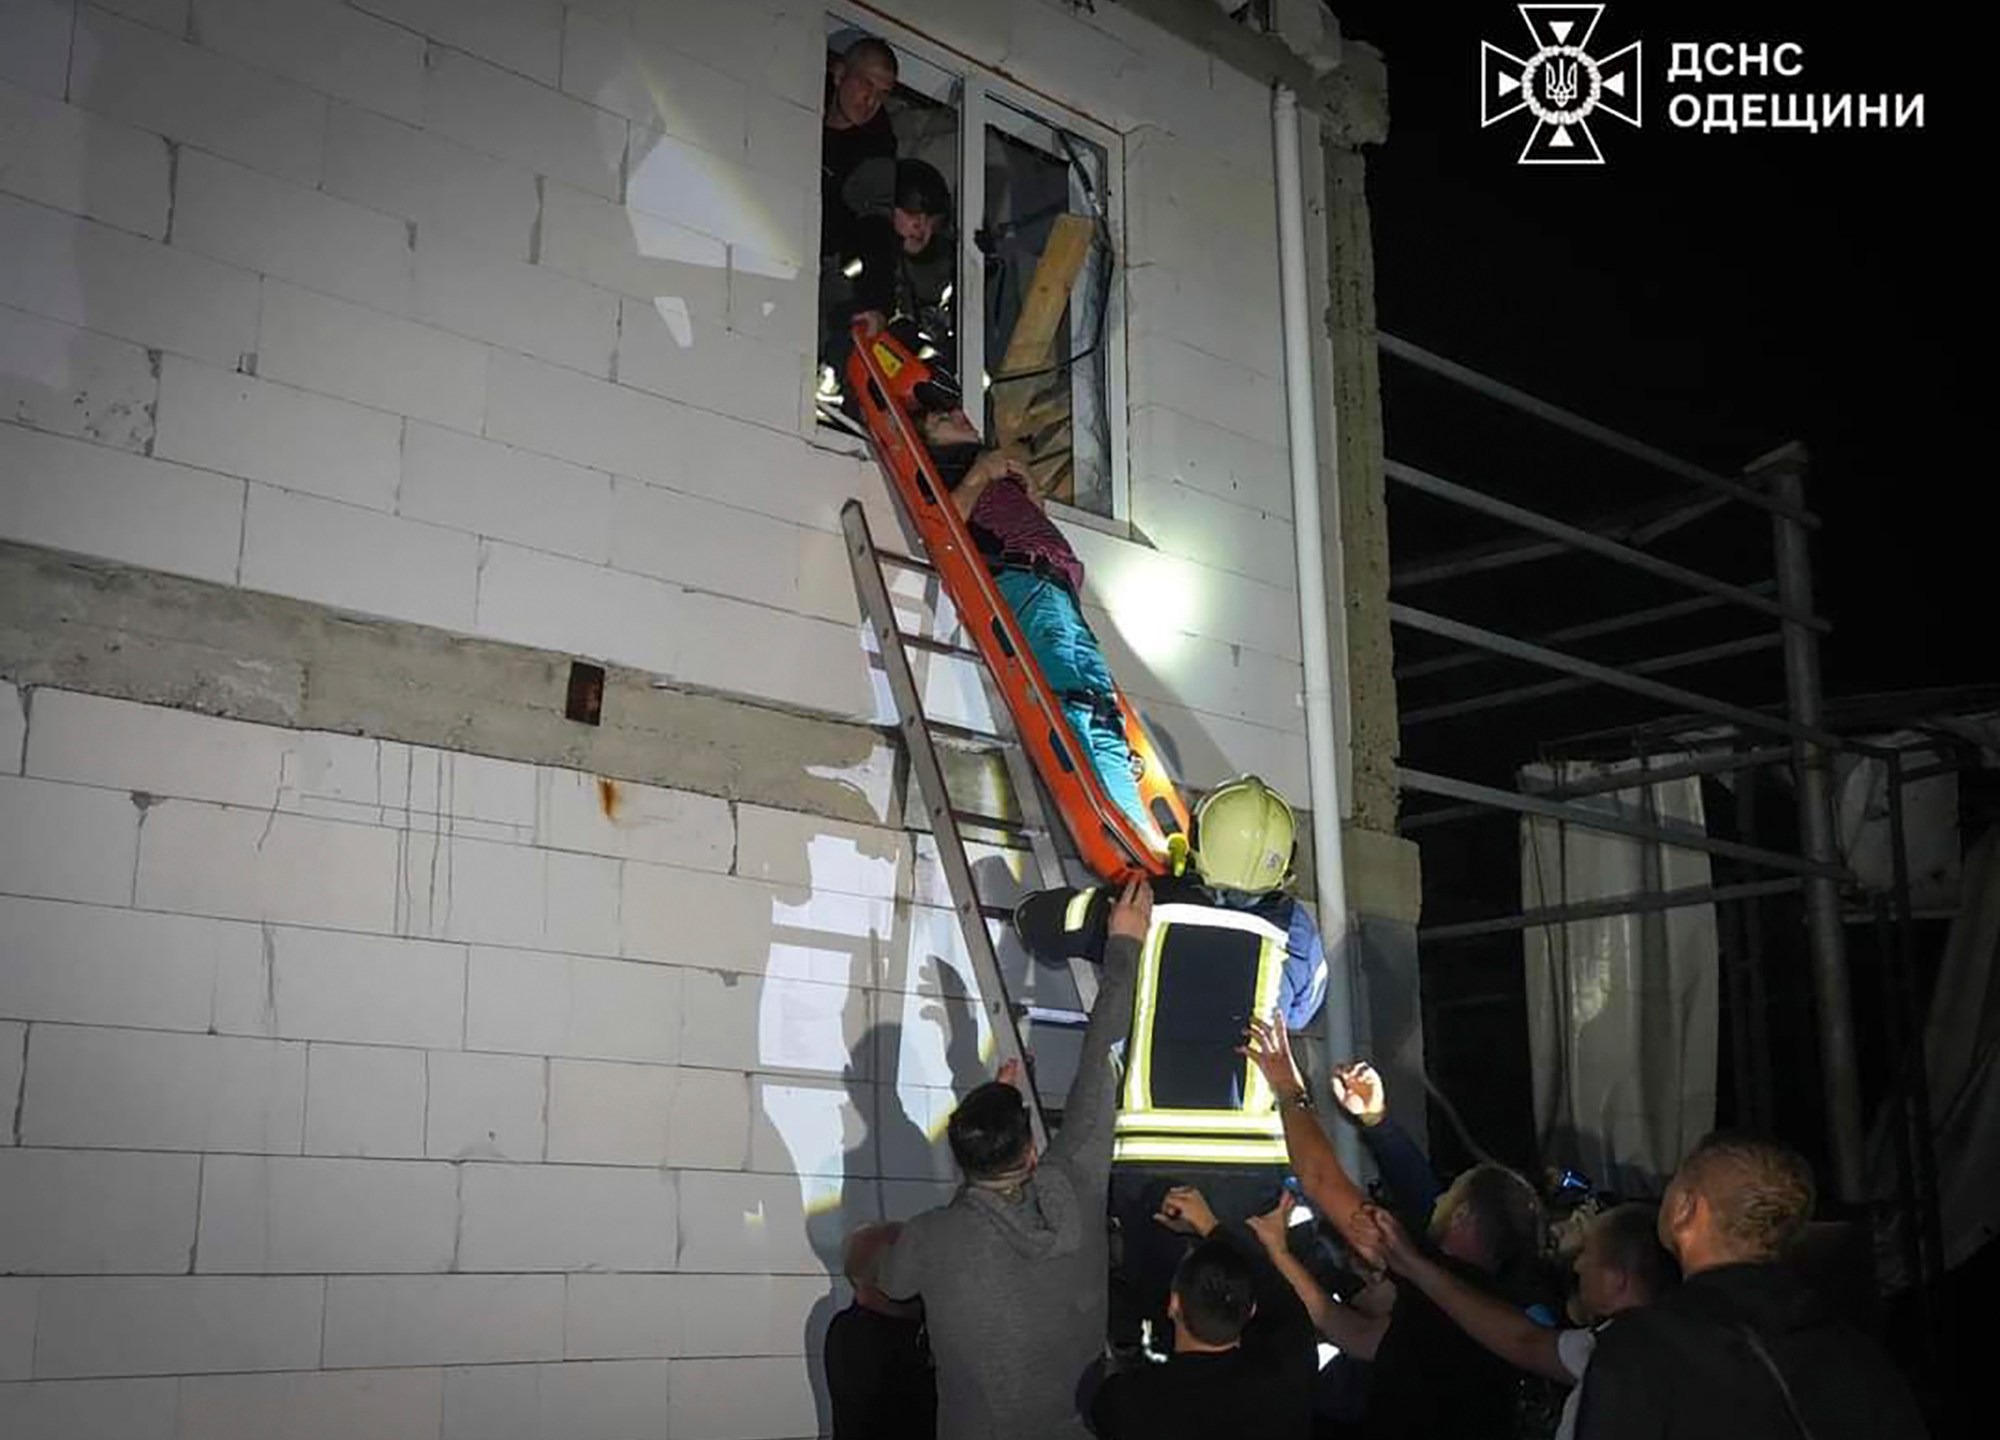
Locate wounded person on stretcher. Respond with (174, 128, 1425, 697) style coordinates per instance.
(915, 398, 1152, 839)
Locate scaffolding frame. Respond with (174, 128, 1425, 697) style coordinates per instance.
(1377, 330, 1963, 1352)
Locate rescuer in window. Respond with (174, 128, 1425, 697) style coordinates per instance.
(847, 159, 956, 366)
(820, 34, 901, 383)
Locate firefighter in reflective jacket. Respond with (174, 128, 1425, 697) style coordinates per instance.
(1012, 775, 1328, 1341)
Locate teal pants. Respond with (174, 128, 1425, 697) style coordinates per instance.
(993, 569, 1150, 837)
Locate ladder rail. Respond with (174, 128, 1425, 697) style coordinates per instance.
(843, 328, 1189, 879)
(843, 500, 1049, 1150)
(1000, 746, 1100, 1012)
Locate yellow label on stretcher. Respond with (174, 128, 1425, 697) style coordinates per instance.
(873, 343, 904, 378)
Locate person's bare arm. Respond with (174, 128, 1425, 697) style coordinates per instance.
(1312, 1292, 1392, 1359)
(949, 450, 1030, 521)
(1367, 1206, 1570, 1383)
(1242, 1196, 1345, 1346)
(1241, 1015, 1376, 1263)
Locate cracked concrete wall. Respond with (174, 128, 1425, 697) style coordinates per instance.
(1314, 46, 1428, 1130)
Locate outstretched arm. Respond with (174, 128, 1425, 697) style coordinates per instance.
(1332, 1063, 1444, 1227)
(1367, 1206, 1570, 1383)
(1242, 1015, 1376, 1265)
(1012, 884, 1106, 965)
(1046, 877, 1148, 1181)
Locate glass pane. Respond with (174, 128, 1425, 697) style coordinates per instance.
(980, 99, 1113, 518)
(815, 18, 961, 426)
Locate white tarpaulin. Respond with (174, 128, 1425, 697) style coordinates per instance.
(1832, 733, 1961, 917)
(1521, 759, 1719, 1196)
(1869, 825, 2000, 1287)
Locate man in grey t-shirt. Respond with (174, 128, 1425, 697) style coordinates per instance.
(880, 877, 1151, 1440)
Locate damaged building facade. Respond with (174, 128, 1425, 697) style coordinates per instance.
(0, 0, 1409, 1434)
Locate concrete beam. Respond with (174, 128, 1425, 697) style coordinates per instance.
(0, 540, 905, 828)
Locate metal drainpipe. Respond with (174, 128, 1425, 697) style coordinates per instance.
(1274, 84, 1360, 1177)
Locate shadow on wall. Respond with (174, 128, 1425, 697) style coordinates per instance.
(737, 810, 995, 1435)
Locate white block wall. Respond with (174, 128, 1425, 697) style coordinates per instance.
(2, 1, 1328, 1432)
(0, 682, 1054, 1437)
(1, 0, 1313, 796)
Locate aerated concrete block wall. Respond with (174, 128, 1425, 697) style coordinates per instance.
(0, 1, 1394, 1434)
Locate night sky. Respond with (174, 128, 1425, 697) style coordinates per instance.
(1332, 2, 1972, 697)
(1315, 4, 1975, 1223)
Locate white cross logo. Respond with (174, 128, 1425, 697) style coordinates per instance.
(1481, 5, 1643, 165)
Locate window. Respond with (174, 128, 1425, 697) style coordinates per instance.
(816, 11, 1125, 521)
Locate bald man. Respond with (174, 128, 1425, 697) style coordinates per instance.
(824, 1222, 936, 1440)
(1574, 1133, 1928, 1440)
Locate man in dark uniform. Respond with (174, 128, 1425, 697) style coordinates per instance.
(849, 159, 955, 364)
(824, 1221, 936, 1440)
(820, 35, 900, 388)
(1012, 776, 1332, 1346)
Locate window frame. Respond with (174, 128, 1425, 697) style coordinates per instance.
(818, 3, 1132, 526)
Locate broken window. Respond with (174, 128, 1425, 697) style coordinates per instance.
(980, 102, 1114, 518)
(816, 10, 1124, 522)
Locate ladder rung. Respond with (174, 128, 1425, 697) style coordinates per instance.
(1021, 1005, 1091, 1028)
(896, 631, 984, 663)
(879, 550, 935, 574)
(952, 806, 1034, 834)
(924, 718, 1006, 748)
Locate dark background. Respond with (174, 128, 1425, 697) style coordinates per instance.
(1328, 0, 1972, 1134)
(1337, 0, 1971, 692)
(1323, 6, 1976, 1421)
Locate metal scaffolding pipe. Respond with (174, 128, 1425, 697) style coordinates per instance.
(1736, 764, 1776, 1132)
(1885, 752, 1947, 1295)
(1391, 492, 1732, 590)
(1396, 587, 1769, 683)
(1390, 604, 1846, 749)
(1762, 446, 1865, 1201)
(1397, 745, 1795, 835)
(1544, 745, 1796, 800)
(1420, 878, 1803, 943)
(1388, 461, 1825, 631)
(1402, 633, 1782, 726)
(1377, 332, 1818, 526)
(1397, 768, 1852, 881)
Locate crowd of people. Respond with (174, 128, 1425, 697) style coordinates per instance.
(821, 884, 1931, 1440)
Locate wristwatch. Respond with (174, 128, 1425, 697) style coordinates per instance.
(1280, 1088, 1316, 1112)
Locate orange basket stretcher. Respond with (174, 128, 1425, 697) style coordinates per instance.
(844, 329, 1191, 881)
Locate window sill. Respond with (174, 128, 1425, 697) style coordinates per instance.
(1049, 500, 1135, 543)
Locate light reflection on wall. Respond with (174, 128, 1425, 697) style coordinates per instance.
(1098, 546, 1200, 668)
(756, 823, 992, 1228)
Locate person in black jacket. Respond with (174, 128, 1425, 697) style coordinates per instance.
(823, 1221, 936, 1440)
(1574, 1132, 1929, 1440)
(847, 159, 955, 362)
(821, 36, 898, 265)
(819, 34, 900, 390)
(1088, 1187, 1320, 1437)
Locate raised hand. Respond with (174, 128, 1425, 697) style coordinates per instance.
(1106, 875, 1153, 943)
(1330, 1060, 1387, 1128)
(1153, 1185, 1218, 1238)
(1240, 1013, 1307, 1102)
